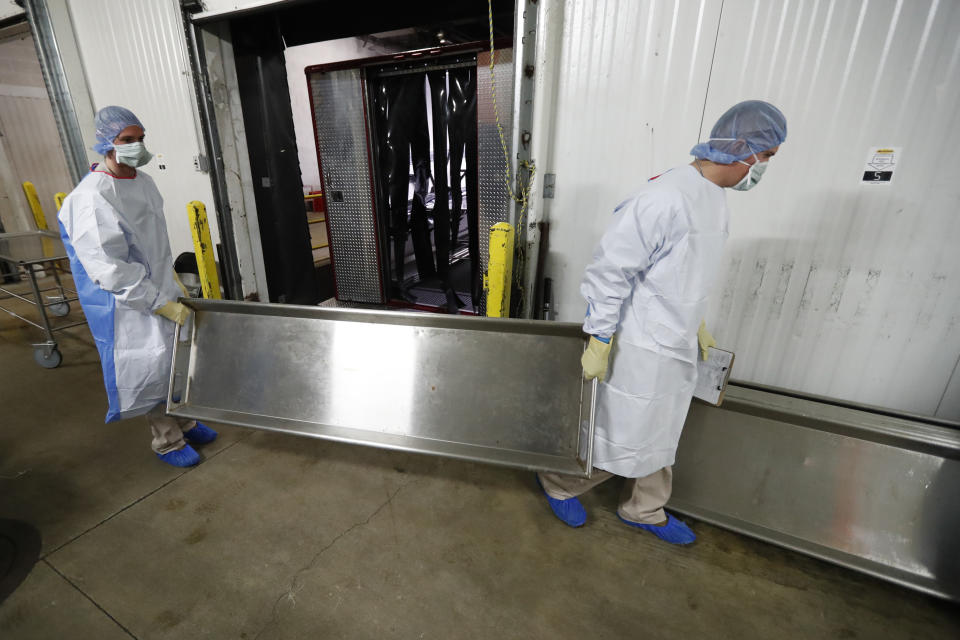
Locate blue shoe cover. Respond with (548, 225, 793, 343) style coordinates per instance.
(536, 475, 587, 528)
(618, 512, 696, 545)
(157, 445, 201, 467)
(183, 422, 218, 445)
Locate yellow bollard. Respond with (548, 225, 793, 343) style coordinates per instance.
(187, 201, 222, 299)
(485, 222, 514, 317)
(51, 193, 71, 273)
(22, 181, 48, 230)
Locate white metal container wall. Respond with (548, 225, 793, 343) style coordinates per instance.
(0, 28, 74, 232)
(63, 0, 220, 258)
(540, 0, 960, 419)
(705, 0, 960, 419)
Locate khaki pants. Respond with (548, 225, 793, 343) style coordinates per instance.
(146, 403, 196, 454)
(538, 466, 672, 525)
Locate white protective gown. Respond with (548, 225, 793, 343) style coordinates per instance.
(58, 166, 182, 422)
(581, 165, 729, 478)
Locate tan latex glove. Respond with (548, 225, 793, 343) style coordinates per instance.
(581, 336, 613, 382)
(155, 301, 190, 326)
(173, 270, 189, 298)
(697, 320, 717, 361)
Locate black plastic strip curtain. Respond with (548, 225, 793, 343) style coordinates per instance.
(368, 57, 478, 306)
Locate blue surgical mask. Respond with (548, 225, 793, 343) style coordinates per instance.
(732, 154, 767, 191)
(114, 142, 153, 168)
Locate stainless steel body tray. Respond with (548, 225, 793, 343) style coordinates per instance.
(168, 300, 595, 476)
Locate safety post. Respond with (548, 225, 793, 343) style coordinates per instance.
(50, 192, 71, 274)
(21, 181, 48, 230)
(187, 201, 222, 299)
(485, 222, 514, 317)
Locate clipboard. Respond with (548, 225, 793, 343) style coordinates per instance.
(693, 347, 735, 406)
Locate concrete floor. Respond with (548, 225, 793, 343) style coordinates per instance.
(1, 283, 958, 639)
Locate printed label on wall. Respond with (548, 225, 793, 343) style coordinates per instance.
(861, 147, 901, 185)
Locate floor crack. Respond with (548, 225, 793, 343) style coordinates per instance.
(43, 559, 139, 640)
(41, 435, 250, 561)
(253, 480, 413, 640)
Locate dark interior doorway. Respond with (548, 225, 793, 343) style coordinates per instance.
(221, 1, 513, 305)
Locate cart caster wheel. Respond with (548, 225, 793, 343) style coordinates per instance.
(49, 301, 70, 317)
(34, 348, 62, 369)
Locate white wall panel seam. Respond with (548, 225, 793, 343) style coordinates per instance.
(785, 0, 819, 108)
(826, 0, 870, 142)
(750, 0, 779, 96)
(663, 0, 681, 99)
(801, 0, 837, 118)
(696, 0, 724, 141)
(774, 0, 805, 101)
(736, 0, 760, 96)
(641, 0, 657, 82)
(858, 0, 902, 139)
(761, 0, 791, 96)
(895, 0, 939, 124)
(685, 0, 707, 103)
(0, 84, 47, 98)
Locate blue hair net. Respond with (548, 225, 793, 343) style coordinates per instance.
(690, 100, 787, 164)
(92, 106, 145, 155)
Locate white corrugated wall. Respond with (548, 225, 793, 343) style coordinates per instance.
(61, 0, 220, 258)
(538, 0, 960, 419)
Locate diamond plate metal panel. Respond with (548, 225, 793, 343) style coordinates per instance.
(477, 49, 514, 316)
(309, 69, 383, 303)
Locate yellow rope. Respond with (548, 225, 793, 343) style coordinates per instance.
(488, 0, 536, 308)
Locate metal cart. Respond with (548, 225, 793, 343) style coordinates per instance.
(0, 230, 86, 368)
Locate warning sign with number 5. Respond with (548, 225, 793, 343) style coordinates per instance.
(862, 147, 901, 185)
